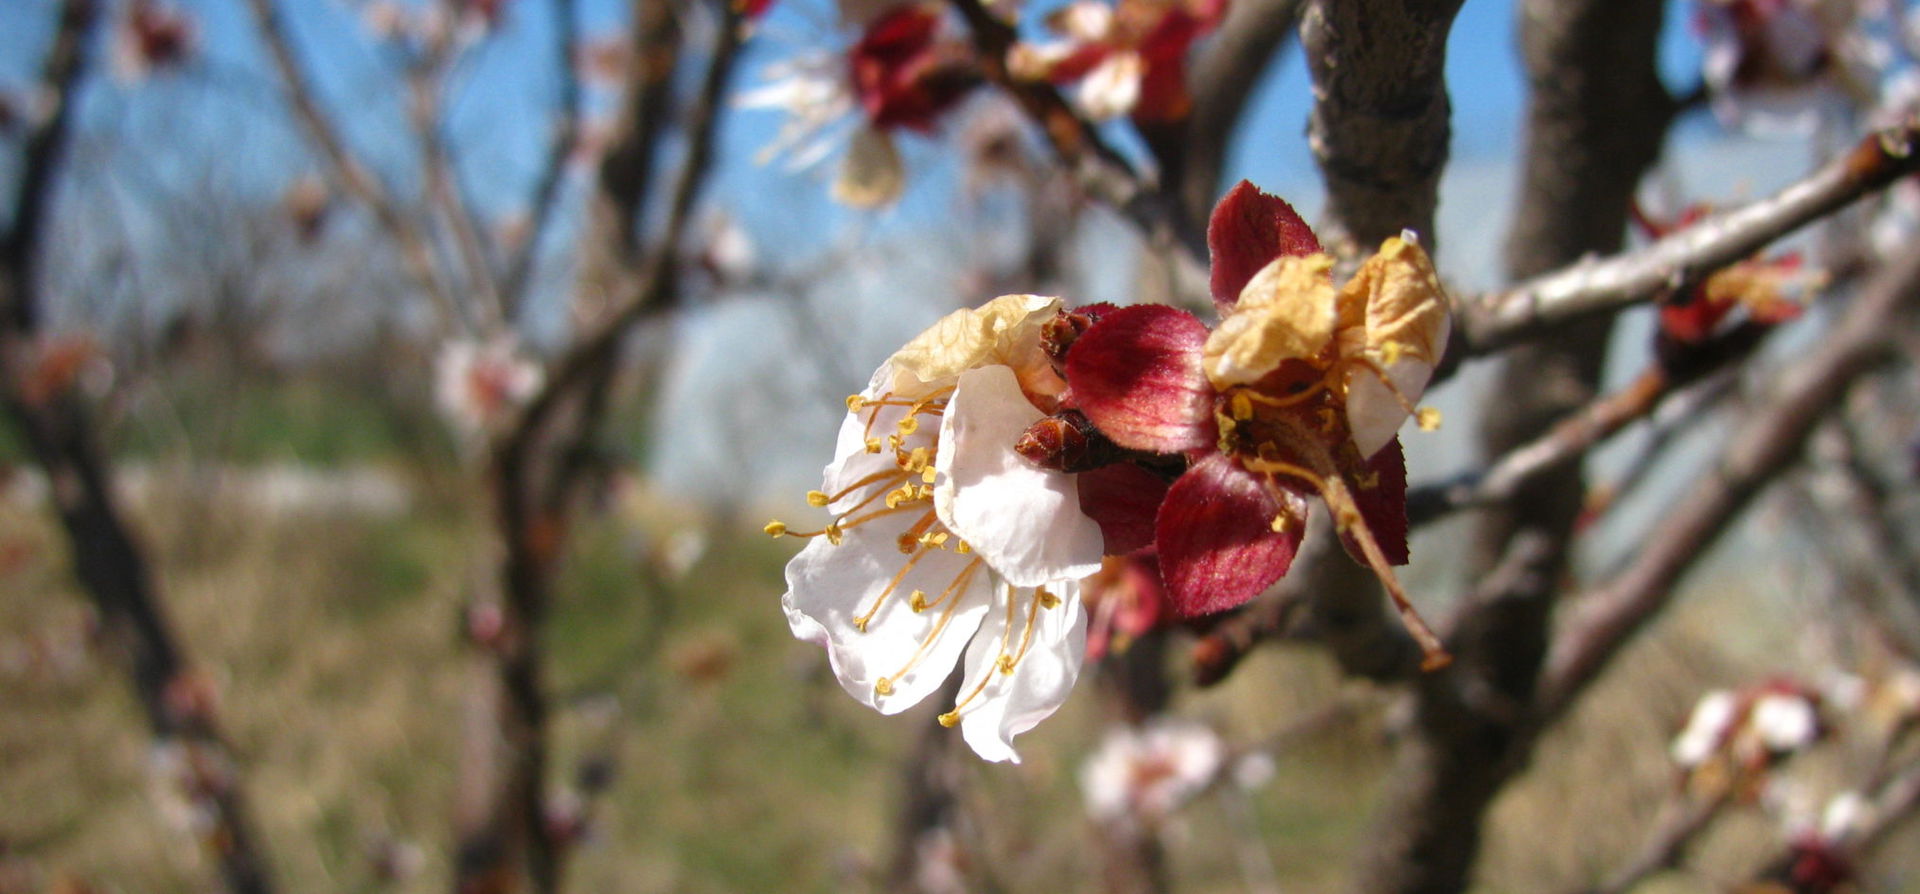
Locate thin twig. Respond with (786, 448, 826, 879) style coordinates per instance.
(407, 2, 502, 326)
(242, 0, 467, 332)
(1410, 323, 1768, 527)
(1578, 790, 1734, 894)
(945, 0, 1207, 272)
(499, 0, 582, 318)
(1452, 118, 1920, 370)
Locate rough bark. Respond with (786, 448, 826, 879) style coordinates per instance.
(1347, 1, 1673, 892)
(1301, 0, 1465, 253)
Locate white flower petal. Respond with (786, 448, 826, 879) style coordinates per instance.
(1672, 689, 1738, 767)
(1751, 693, 1819, 752)
(934, 365, 1103, 587)
(1345, 356, 1434, 460)
(782, 520, 994, 715)
(1076, 51, 1143, 121)
(953, 579, 1086, 763)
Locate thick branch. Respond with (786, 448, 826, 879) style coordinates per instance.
(1301, 0, 1464, 251)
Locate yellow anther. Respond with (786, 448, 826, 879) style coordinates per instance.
(1417, 407, 1442, 431)
(920, 531, 949, 548)
(874, 676, 894, 696)
(763, 520, 788, 537)
(846, 394, 867, 412)
(1354, 470, 1380, 490)
(1230, 392, 1254, 421)
(897, 415, 919, 435)
(806, 490, 831, 507)
(1270, 514, 1290, 534)
(937, 711, 960, 728)
(1380, 340, 1405, 367)
(920, 466, 937, 485)
(896, 533, 918, 554)
(1036, 587, 1060, 609)
(864, 437, 883, 454)
(909, 590, 929, 612)
(853, 615, 870, 633)
(955, 540, 972, 554)
(916, 485, 934, 500)
(887, 433, 903, 450)
(905, 447, 931, 471)
(824, 522, 845, 546)
(997, 654, 1016, 674)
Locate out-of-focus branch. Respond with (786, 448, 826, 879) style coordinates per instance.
(242, 0, 466, 331)
(1164, 0, 1305, 230)
(457, 5, 744, 891)
(1452, 119, 1920, 368)
(1540, 246, 1920, 719)
(1300, 0, 1465, 252)
(1, 4, 276, 892)
(500, 0, 583, 318)
(1344, 2, 1672, 892)
(946, 0, 1206, 268)
(1409, 323, 1768, 527)
(1577, 791, 1733, 894)
(406, 4, 502, 325)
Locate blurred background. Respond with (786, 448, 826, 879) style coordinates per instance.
(4, 0, 1920, 891)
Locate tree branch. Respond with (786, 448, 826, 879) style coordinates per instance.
(1301, 0, 1465, 252)
(406, 5, 503, 326)
(1, 3, 276, 891)
(499, 0, 583, 319)
(1453, 119, 1920, 367)
(946, 0, 1207, 270)
(1539, 245, 1920, 719)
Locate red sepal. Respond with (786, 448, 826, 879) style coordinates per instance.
(1207, 180, 1321, 310)
(1065, 304, 1217, 453)
(1157, 454, 1304, 617)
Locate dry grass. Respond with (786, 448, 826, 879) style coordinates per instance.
(2, 472, 1917, 893)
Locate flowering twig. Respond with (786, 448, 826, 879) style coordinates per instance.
(242, 0, 468, 332)
(1453, 118, 1920, 367)
(459, 5, 744, 890)
(1, 3, 276, 891)
(1540, 246, 1920, 720)
(499, 0, 583, 318)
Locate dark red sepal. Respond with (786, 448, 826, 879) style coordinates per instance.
(1065, 303, 1216, 454)
(1207, 180, 1321, 310)
(1156, 453, 1305, 617)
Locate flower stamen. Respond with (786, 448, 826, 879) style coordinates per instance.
(874, 557, 983, 697)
